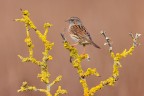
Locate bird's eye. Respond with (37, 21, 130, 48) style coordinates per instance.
(70, 19, 74, 21)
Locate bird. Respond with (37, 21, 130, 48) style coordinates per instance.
(65, 17, 100, 52)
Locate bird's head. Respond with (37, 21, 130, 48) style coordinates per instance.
(65, 17, 82, 25)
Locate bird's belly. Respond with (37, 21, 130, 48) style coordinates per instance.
(70, 34, 79, 42)
(70, 34, 90, 45)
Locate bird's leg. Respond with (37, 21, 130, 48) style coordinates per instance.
(82, 46, 86, 54)
(82, 46, 90, 61)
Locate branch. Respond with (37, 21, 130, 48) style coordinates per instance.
(60, 33, 66, 41)
(101, 30, 113, 52)
(17, 82, 36, 92)
(88, 32, 140, 96)
(54, 86, 67, 96)
(61, 33, 101, 96)
(16, 9, 67, 96)
(129, 32, 141, 46)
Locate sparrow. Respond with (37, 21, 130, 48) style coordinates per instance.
(65, 17, 100, 49)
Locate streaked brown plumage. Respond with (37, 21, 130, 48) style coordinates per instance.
(66, 17, 100, 49)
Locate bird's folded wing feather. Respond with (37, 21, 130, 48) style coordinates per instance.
(70, 25, 92, 41)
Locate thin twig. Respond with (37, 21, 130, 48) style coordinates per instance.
(60, 33, 66, 41)
(100, 30, 113, 52)
(129, 32, 141, 46)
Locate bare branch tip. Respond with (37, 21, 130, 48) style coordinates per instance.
(60, 33, 66, 41)
(100, 30, 105, 35)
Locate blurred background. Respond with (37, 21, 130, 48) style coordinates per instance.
(0, 0, 144, 96)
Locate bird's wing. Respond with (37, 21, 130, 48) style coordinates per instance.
(71, 25, 92, 40)
(70, 24, 100, 48)
(84, 30, 92, 41)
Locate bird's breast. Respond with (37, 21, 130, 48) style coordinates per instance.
(69, 34, 79, 42)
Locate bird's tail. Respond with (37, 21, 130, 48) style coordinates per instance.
(91, 41, 101, 49)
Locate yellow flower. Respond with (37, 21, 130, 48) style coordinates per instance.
(48, 55, 53, 60)
(80, 54, 89, 59)
(17, 82, 36, 92)
(16, 9, 67, 96)
(22, 10, 30, 16)
(84, 68, 100, 77)
(89, 83, 103, 95)
(44, 23, 53, 28)
(73, 60, 80, 68)
(37, 71, 50, 84)
(54, 86, 67, 96)
(55, 75, 62, 82)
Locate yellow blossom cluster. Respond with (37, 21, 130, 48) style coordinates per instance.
(88, 45, 135, 96)
(62, 33, 138, 96)
(16, 9, 139, 96)
(54, 86, 67, 96)
(84, 68, 100, 77)
(16, 10, 67, 96)
(17, 81, 36, 92)
(64, 41, 99, 78)
(63, 41, 100, 96)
